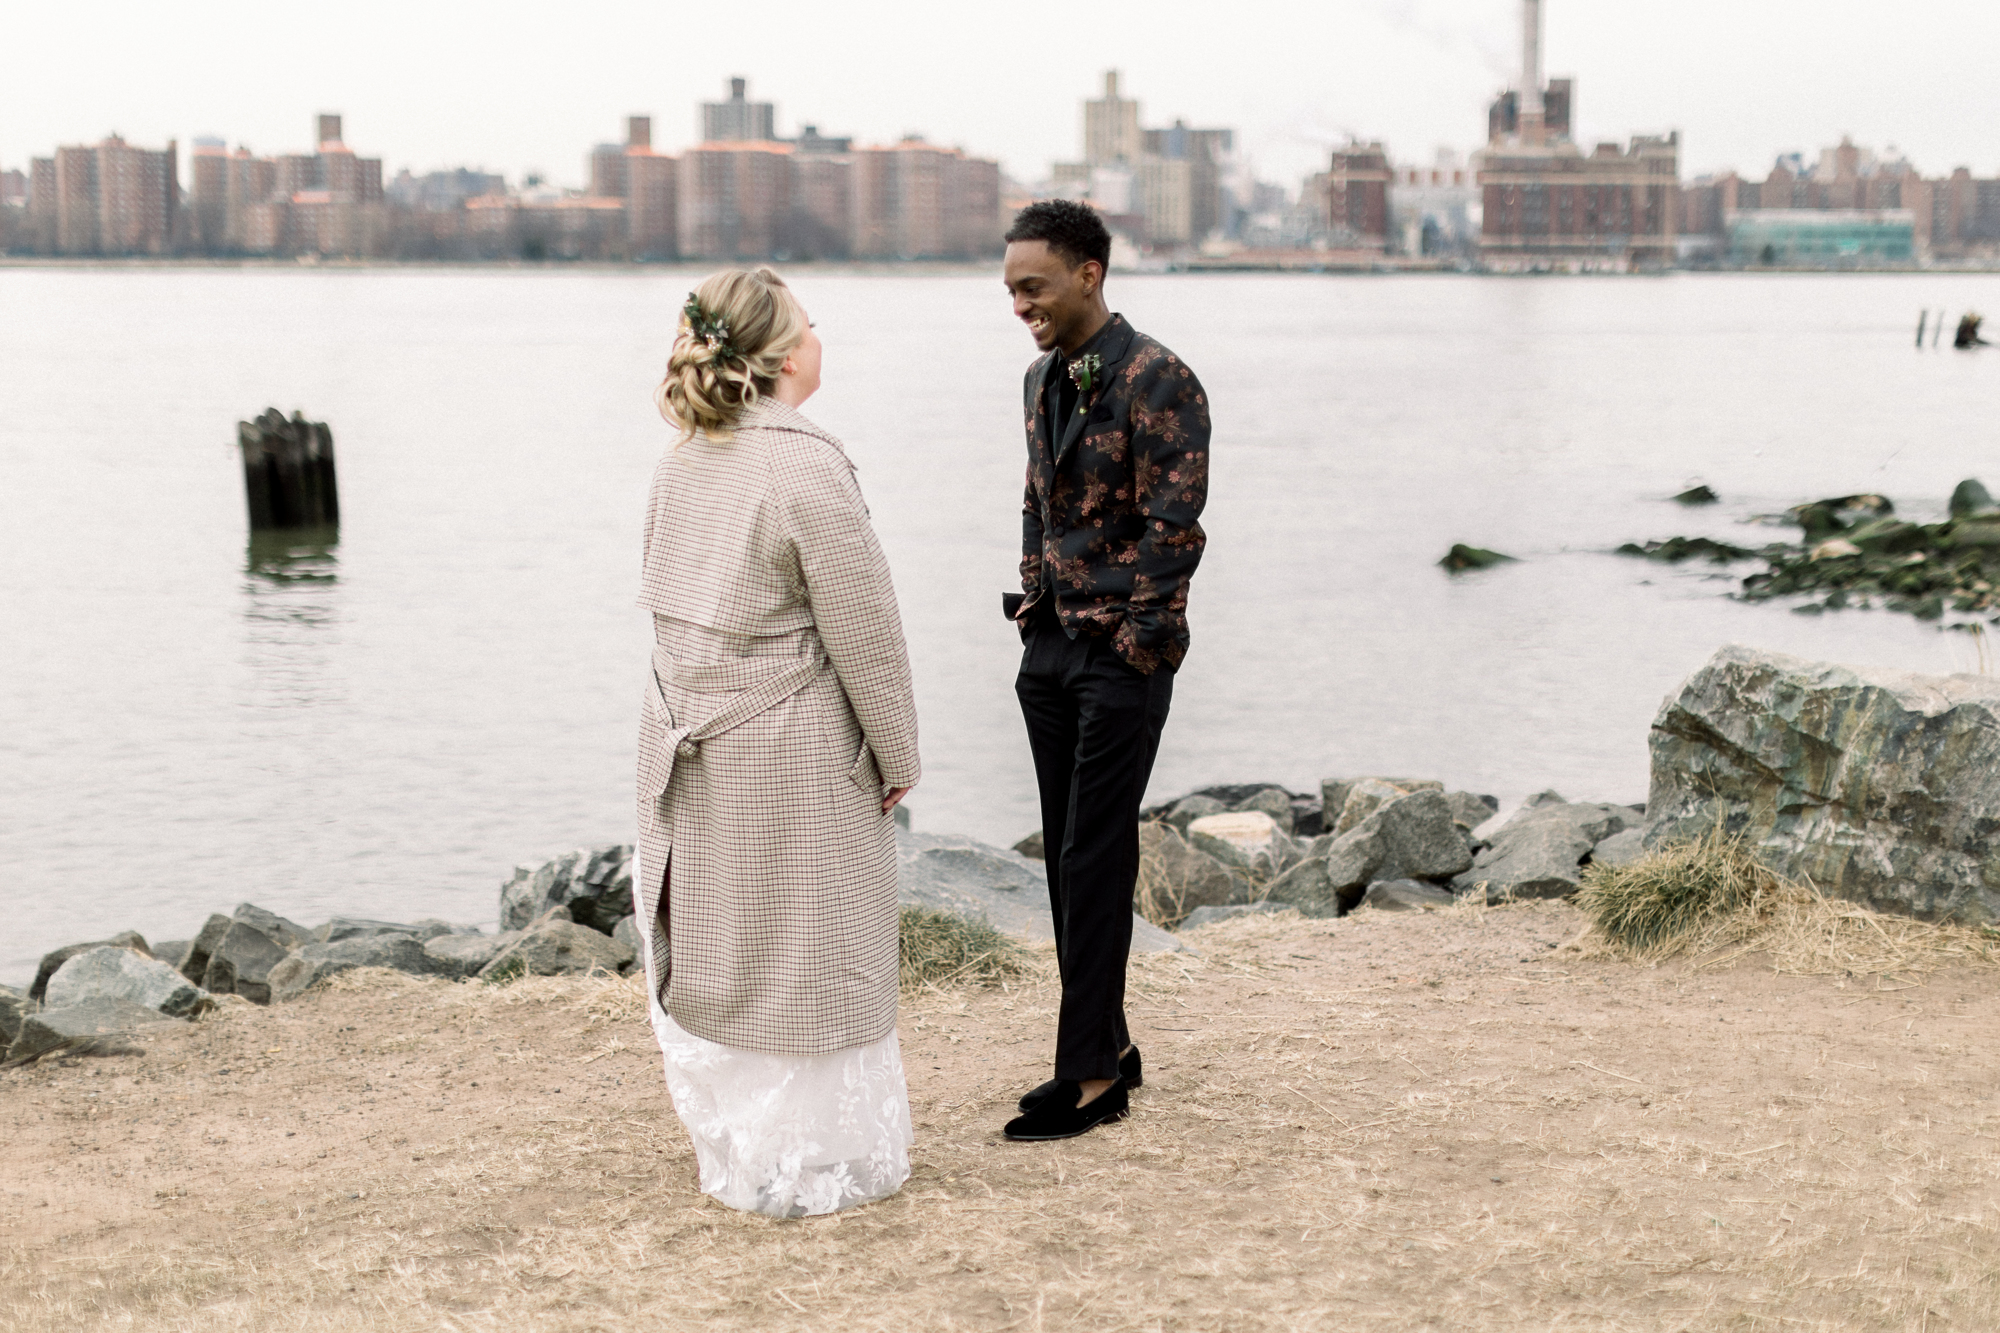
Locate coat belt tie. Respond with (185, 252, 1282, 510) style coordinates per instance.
(643, 645, 827, 800)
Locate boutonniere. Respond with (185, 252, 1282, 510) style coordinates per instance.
(1067, 353, 1103, 412)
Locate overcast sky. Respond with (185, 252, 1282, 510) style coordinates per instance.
(7, 0, 1997, 191)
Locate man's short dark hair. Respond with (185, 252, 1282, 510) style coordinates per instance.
(1005, 199, 1112, 274)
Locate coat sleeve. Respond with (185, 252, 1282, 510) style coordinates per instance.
(1113, 354, 1210, 672)
(779, 445, 922, 790)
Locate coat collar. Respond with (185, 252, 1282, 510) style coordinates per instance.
(734, 397, 848, 454)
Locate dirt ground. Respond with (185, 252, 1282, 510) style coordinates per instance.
(4, 900, 1998, 1332)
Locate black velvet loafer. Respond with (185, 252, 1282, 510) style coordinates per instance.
(1017, 1046, 1142, 1112)
(1003, 1078, 1129, 1141)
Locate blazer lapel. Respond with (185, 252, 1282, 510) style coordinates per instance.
(1053, 316, 1137, 469)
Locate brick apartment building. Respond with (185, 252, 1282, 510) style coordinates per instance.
(22, 134, 178, 255)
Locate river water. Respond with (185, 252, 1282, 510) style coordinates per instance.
(4, 266, 1998, 983)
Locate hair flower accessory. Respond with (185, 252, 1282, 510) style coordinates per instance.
(1067, 352, 1103, 412)
(682, 293, 740, 360)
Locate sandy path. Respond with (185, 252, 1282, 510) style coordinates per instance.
(4, 901, 1997, 1331)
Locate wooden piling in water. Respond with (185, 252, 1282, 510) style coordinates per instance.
(239, 408, 339, 530)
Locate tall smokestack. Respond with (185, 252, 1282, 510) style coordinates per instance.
(1519, 0, 1546, 147)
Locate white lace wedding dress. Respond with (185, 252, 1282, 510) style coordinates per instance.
(647, 995, 913, 1218)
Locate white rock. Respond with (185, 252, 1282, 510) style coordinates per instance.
(45, 946, 210, 1019)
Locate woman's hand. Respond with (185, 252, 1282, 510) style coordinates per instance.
(882, 785, 913, 814)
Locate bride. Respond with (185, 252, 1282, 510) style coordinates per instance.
(635, 267, 921, 1217)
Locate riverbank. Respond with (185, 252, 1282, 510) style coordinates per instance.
(5, 902, 1997, 1331)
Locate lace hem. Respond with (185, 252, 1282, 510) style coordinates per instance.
(648, 998, 912, 1218)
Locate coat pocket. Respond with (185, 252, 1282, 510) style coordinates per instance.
(846, 740, 882, 793)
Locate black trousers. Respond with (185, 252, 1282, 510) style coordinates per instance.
(1015, 613, 1174, 1081)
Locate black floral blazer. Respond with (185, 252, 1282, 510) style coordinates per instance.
(1017, 314, 1209, 674)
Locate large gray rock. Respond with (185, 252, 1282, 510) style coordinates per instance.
(178, 914, 234, 984)
(1590, 828, 1648, 869)
(900, 829, 1185, 952)
(1373, 790, 1476, 881)
(1270, 788, 1473, 917)
(1444, 791, 1500, 833)
(0, 985, 33, 1049)
(152, 940, 192, 972)
(268, 934, 452, 1000)
(422, 930, 519, 981)
(232, 903, 312, 949)
(1164, 794, 1227, 832)
(1261, 855, 1353, 917)
(1453, 801, 1631, 901)
(45, 946, 211, 1019)
(314, 917, 455, 944)
(1361, 879, 1456, 912)
(611, 915, 642, 972)
(1647, 644, 2000, 921)
(202, 915, 296, 1005)
(477, 918, 634, 980)
(1134, 822, 1253, 927)
(30, 932, 151, 1004)
(1230, 787, 1297, 834)
(7, 998, 181, 1063)
(1319, 777, 1442, 828)
(500, 845, 634, 935)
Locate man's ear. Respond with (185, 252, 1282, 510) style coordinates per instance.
(1079, 259, 1105, 295)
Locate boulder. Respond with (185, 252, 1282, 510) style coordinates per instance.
(1012, 830, 1046, 860)
(1287, 796, 1326, 839)
(1136, 822, 1254, 925)
(1590, 828, 1648, 869)
(0, 986, 33, 1049)
(1949, 478, 1995, 519)
(7, 998, 180, 1063)
(1185, 811, 1281, 871)
(152, 940, 192, 972)
(1443, 791, 1500, 833)
(1372, 790, 1477, 881)
(314, 917, 454, 944)
(1229, 787, 1296, 833)
(1165, 793, 1228, 831)
(1319, 777, 1443, 829)
(422, 930, 519, 981)
(202, 918, 293, 1006)
(178, 914, 234, 984)
(30, 932, 151, 1004)
(1439, 544, 1516, 572)
(1181, 903, 1298, 929)
(1360, 879, 1456, 912)
(268, 934, 453, 1000)
(1331, 778, 1408, 836)
(611, 915, 643, 972)
(231, 903, 312, 949)
(477, 918, 634, 981)
(1453, 801, 1631, 902)
(499, 845, 634, 935)
(1261, 856, 1354, 918)
(902, 829, 1184, 952)
(1647, 644, 2000, 921)
(45, 946, 211, 1019)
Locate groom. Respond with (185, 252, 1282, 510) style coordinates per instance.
(999, 200, 1209, 1142)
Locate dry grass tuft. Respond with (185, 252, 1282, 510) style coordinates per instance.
(1574, 825, 1782, 956)
(1577, 829, 2000, 980)
(896, 906, 1032, 991)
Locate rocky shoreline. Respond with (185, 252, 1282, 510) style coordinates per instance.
(1618, 477, 2000, 627)
(11, 641, 2000, 1065)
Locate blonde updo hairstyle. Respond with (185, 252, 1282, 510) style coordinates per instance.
(656, 268, 809, 441)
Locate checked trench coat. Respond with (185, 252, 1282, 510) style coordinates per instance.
(636, 398, 920, 1056)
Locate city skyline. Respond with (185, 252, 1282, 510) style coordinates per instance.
(6, 1, 2000, 194)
